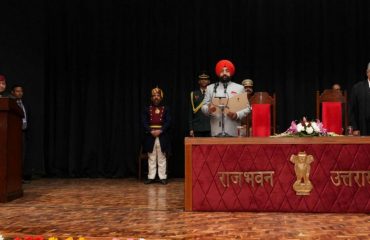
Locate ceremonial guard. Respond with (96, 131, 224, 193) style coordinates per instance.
(188, 72, 211, 137)
(142, 87, 171, 184)
(241, 79, 254, 136)
(241, 79, 254, 98)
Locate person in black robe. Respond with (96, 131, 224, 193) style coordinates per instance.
(349, 62, 370, 136)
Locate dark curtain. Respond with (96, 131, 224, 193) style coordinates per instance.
(2, 0, 370, 178)
(0, 0, 45, 175)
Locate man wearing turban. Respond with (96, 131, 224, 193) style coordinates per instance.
(142, 87, 171, 184)
(0, 75, 11, 97)
(201, 60, 251, 136)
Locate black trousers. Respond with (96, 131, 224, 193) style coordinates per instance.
(366, 118, 370, 136)
(22, 130, 32, 180)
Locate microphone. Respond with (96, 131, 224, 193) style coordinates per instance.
(213, 82, 219, 93)
(223, 82, 228, 94)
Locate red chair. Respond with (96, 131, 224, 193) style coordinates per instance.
(316, 89, 347, 134)
(249, 92, 276, 137)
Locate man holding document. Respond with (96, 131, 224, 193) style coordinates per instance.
(201, 59, 251, 136)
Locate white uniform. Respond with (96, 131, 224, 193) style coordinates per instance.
(148, 137, 167, 180)
(201, 81, 251, 136)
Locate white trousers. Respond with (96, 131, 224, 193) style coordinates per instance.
(147, 137, 167, 180)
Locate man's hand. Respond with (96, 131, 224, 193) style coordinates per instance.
(189, 130, 194, 137)
(208, 103, 216, 113)
(227, 111, 237, 120)
(151, 129, 162, 137)
(353, 130, 360, 136)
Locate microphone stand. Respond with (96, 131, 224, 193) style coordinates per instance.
(213, 96, 232, 137)
(211, 81, 232, 137)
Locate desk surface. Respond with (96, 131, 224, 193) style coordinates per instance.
(185, 136, 370, 145)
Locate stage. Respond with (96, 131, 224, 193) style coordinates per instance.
(0, 178, 369, 239)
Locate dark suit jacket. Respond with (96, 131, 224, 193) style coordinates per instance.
(349, 80, 370, 135)
(142, 105, 171, 153)
(188, 89, 210, 132)
(18, 99, 30, 131)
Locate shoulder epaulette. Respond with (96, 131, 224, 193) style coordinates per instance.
(190, 91, 204, 114)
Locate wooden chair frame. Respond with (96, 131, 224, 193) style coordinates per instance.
(249, 92, 276, 135)
(316, 89, 348, 132)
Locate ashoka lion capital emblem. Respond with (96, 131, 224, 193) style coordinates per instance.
(290, 151, 314, 195)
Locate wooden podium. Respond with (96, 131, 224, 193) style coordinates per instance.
(0, 98, 23, 202)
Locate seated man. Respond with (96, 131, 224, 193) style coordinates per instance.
(142, 87, 171, 184)
(201, 60, 250, 136)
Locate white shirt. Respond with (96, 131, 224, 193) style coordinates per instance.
(17, 99, 27, 130)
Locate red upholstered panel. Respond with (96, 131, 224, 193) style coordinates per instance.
(252, 104, 271, 137)
(192, 144, 370, 212)
(322, 102, 342, 134)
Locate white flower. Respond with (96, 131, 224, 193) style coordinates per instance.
(0, 234, 4, 240)
(306, 126, 314, 134)
(296, 123, 304, 132)
(311, 122, 320, 132)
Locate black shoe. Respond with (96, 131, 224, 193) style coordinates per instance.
(160, 179, 168, 185)
(144, 179, 155, 184)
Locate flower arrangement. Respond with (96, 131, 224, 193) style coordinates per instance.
(287, 117, 327, 136)
(272, 117, 337, 137)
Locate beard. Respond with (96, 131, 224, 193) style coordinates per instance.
(220, 75, 231, 83)
(152, 98, 162, 106)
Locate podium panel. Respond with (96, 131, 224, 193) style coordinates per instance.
(0, 98, 23, 202)
(185, 137, 370, 212)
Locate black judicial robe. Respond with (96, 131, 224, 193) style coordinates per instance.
(349, 80, 370, 135)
